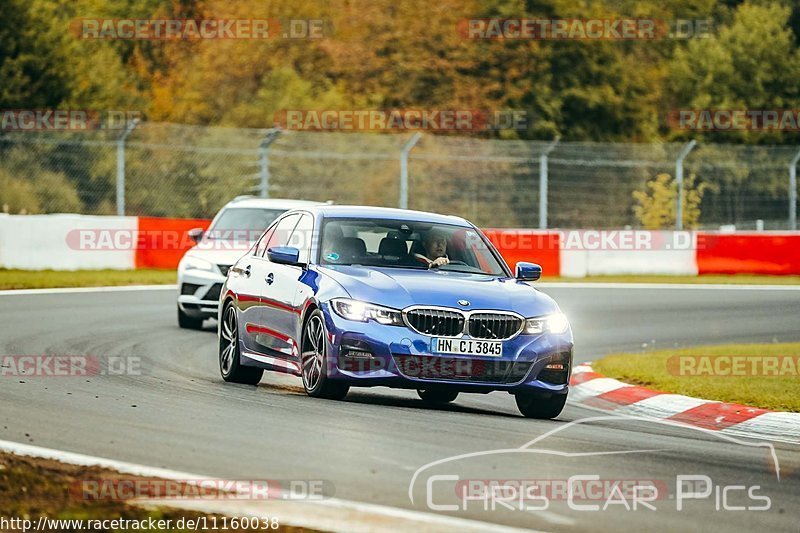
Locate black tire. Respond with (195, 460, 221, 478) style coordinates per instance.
(301, 309, 349, 400)
(219, 303, 263, 385)
(178, 305, 204, 330)
(417, 389, 459, 403)
(515, 393, 567, 419)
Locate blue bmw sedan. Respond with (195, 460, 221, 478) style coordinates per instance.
(218, 205, 573, 418)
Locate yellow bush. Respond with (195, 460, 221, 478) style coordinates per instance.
(633, 173, 707, 229)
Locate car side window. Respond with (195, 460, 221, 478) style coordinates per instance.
(266, 214, 300, 254)
(254, 226, 275, 257)
(288, 214, 314, 264)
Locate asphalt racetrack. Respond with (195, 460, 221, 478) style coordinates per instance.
(1, 284, 799, 531)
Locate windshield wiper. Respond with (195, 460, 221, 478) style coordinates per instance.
(435, 268, 493, 275)
(336, 263, 428, 270)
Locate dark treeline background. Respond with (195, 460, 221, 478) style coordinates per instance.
(3, 0, 800, 144)
(2, 0, 799, 226)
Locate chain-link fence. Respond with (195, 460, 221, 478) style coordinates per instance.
(1, 122, 798, 229)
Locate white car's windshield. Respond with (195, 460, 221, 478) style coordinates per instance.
(206, 208, 286, 240)
(318, 218, 507, 276)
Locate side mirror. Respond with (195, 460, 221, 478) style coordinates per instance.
(188, 228, 204, 244)
(516, 262, 542, 281)
(267, 246, 302, 266)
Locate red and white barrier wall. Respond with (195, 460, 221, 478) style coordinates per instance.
(0, 214, 138, 270)
(1, 214, 799, 276)
(0, 214, 208, 271)
(485, 229, 800, 276)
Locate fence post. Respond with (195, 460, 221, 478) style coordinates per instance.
(675, 140, 697, 231)
(116, 118, 139, 216)
(399, 132, 422, 209)
(538, 137, 560, 229)
(790, 149, 800, 230)
(259, 129, 281, 198)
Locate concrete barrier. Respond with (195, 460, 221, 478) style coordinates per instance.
(0, 214, 136, 270)
(2, 215, 799, 276)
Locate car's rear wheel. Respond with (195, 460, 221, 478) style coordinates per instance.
(219, 303, 263, 385)
(417, 389, 459, 403)
(178, 305, 204, 330)
(515, 393, 567, 419)
(301, 310, 349, 400)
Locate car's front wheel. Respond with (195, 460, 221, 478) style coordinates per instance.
(417, 389, 459, 403)
(219, 303, 263, 385)
(178, 305, 204, 330)
(301, 309, 349, 400)
(515, 393, 567, 419)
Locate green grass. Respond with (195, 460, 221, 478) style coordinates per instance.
(593, 343, 800, 412)
(0, 269, 176, 290)
(541, 274, 800, 285)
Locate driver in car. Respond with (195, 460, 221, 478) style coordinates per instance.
(413, 230, 450, 268)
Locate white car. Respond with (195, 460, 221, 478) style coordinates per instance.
(177, 196, 325, 329)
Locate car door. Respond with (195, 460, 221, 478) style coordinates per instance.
(259, 213, 313, 365)
(240, 214, 299, 357)
(228, 223, 274, 353)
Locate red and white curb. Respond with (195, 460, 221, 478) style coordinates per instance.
(569, 363, 800, 444)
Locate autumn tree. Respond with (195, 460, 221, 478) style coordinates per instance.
(633, 173, 708, 229)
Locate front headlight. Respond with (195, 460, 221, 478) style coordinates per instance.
(179, 255, 215, 272)
(524, 312, 570, 335)
(330, 298, 403, 326)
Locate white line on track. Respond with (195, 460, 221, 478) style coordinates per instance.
(0, 284, 177, 296)
(0, 439, 538, 533)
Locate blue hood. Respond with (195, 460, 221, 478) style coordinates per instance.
(317, 266, 558, 318)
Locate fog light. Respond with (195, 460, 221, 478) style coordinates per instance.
(539, 352, 571, 385)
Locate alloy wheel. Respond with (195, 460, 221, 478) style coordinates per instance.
(302, 315, 325, 391)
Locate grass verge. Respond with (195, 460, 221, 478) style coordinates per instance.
(593, 342, 800, 412)
(0, 269, 176, 290)
(0, 452, 316, 532)
(1, 270, 798, 291)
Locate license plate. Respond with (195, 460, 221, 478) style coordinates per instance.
(432, 338, 503, 357)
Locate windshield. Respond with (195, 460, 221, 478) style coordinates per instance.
(318, 218, 507, 276)
(206, 208, 286, 240)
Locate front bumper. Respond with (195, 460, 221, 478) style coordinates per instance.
(177, 268, 226, 318)
(321, 303, 573, 395)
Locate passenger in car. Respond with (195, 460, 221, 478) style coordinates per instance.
(413, 230, 450, 268)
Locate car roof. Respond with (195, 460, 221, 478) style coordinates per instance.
(222, 197, 325, 210)
(310, 205, 471, 226)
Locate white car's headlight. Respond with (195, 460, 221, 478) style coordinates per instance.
(179, 255, 215, 272)
(524, 312, 570, 335)
(331, 298, 403, 326)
